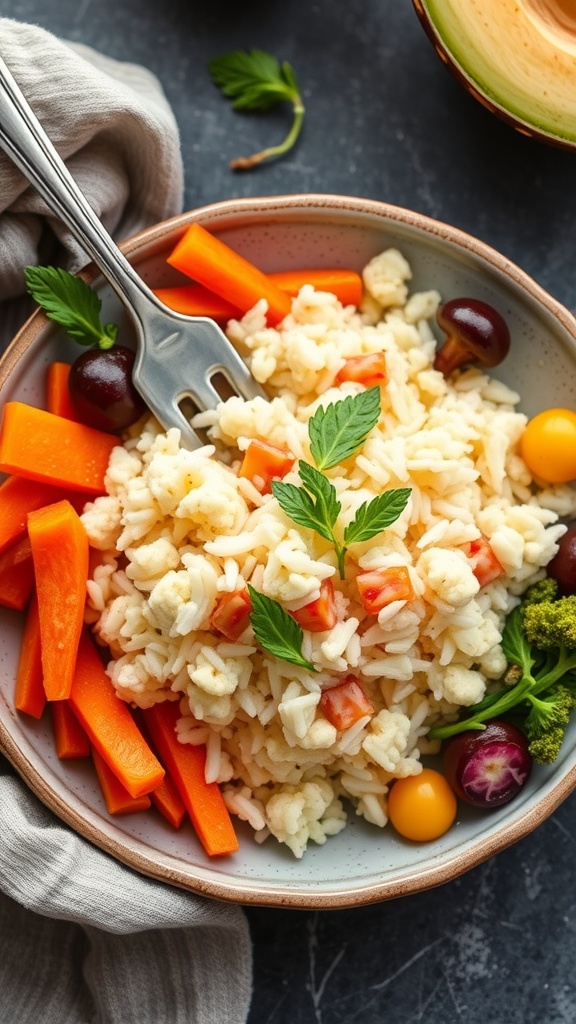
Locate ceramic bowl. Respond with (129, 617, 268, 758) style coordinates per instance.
(2, 194, 576, 909)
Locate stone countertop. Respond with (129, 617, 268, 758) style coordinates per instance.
(2, 1, 576, 1020)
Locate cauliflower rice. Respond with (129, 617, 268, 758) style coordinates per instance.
(81, 248, 576, 858)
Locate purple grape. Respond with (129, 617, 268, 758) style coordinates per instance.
(547, 523, 576, 596)
(68, 346, 145, 431)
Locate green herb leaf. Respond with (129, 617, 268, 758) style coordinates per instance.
(308, 387, 381, 470)
(298, 461, 342, 527)
(273, 462, 346, 574)
(208, 49, 305, 170)
(24, 265, 118, 350)
(247, 585, 317, 671)
(208, 50, 296, 110)
(272, 391, 391, 579)
(343, 487, 412, 547)
(271, 481, 333, 543)
(273, 461, 340, 540)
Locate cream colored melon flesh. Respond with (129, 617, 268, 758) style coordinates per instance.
(414, 0, 576, 146)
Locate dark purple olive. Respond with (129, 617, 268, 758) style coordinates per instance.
(547, 523, 576, 596)
(68, 346, 146, 431)
(434, 298, 511, 377)
(442, 719, 532, 809)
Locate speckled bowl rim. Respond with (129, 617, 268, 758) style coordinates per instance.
(2, 193, 576, 909)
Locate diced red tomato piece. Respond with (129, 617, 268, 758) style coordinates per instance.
(335, 352, 388, 388)
(291, 578, 338, 632)
(320, 675, 374, 731)
(210, 588, 252, 641)
(238, 439, 295, 495)
(468, 535, 504, 587)
(356, 565, 414, 615)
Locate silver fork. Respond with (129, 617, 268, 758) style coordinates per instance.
(0, 54, 268, 449)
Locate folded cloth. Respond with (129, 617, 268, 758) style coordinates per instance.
(0, 772, 252, 1024)
(0, 20, 252, 1024)
(0, 17, 184, 342)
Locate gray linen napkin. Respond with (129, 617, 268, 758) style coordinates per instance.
(0, 17, 184, 342)
(0, 20, 252, 1024)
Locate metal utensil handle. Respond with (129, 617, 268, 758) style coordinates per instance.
(0, 53, 156, 324)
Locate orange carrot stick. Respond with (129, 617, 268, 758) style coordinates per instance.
(0, 535, 35, 610)
(46, 362, 81, 421)
(154, 268, 363, 322)
(52, 700, 91, 759)
(150, 774, 187, 830)
(0, 534, 31, 571)
(0, 558, 35, 610)
(166, 222, 291, 327)
(91, 747, 152, 815)
(0, 403, 117, 494)
(69, 629, 165, 799)
(153, 286, 241, 322)
(142, 701, 239, 856)
(136, 709, 187, 829)
(27, 499, 89, 701)
(0, 475, 66, 554)
(14, 595, 46, 719)
(271, 268, 363, 307)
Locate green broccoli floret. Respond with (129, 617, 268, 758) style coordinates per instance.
(528, 728, 566, 765)
(428, 582, 576, 760)
(524, 685, 576, 764)
(525, 685, 576, 732)
(521, 577, 560, 609)
(523, 595, 576, 652)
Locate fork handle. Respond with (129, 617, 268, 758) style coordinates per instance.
(0, 53, 158, 325)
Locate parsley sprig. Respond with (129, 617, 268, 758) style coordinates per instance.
(248, 388, 411, 667)
(208, 49, 305, 170)
(24, 265, 118, 349)
(272, 387, 411, 579)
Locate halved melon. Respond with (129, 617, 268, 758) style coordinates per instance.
(413, 0, 576, 147)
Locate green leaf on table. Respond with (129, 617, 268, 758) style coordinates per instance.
(208, 49, 305, 169)
(209, 49, 298, 110)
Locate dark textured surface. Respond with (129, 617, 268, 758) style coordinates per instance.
(2, 2, 576, 1021)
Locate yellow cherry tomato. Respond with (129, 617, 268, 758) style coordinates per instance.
(387, 768, 457, 842)
(520, 408, 576, 484)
